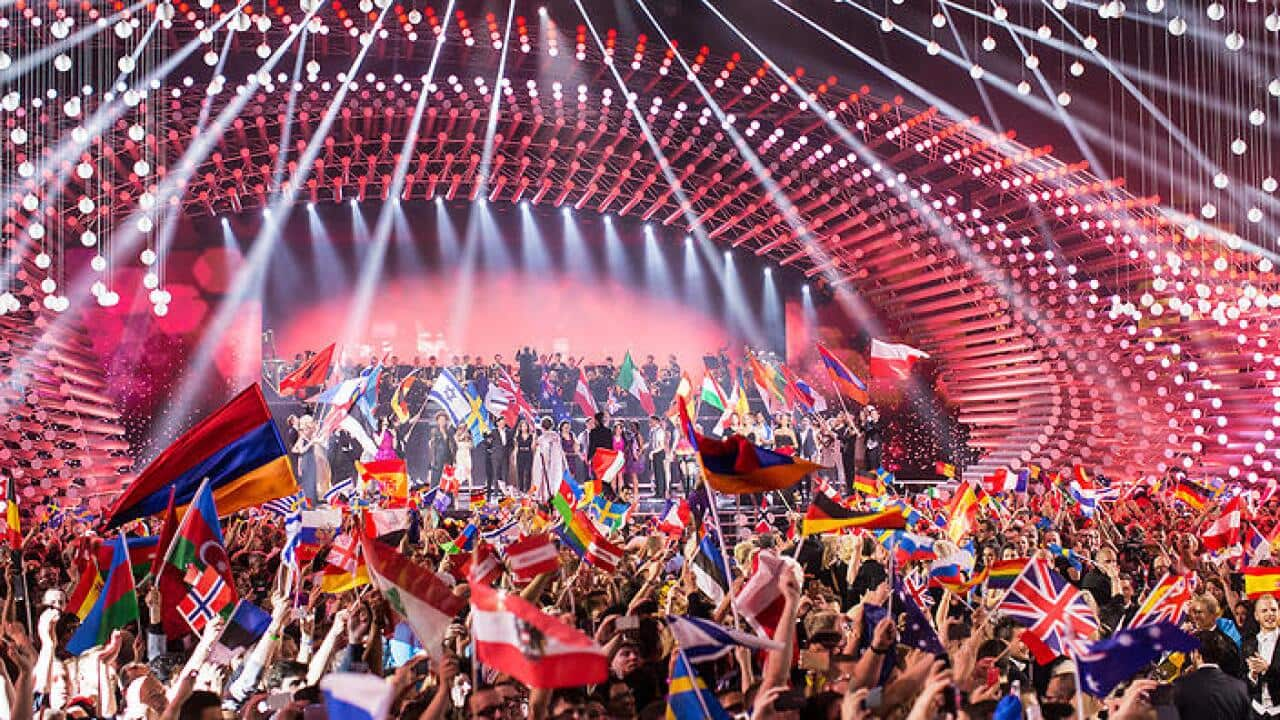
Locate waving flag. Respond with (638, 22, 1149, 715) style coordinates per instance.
(995, 556, 1098, 661)
(690, 531, 732, 603)
(666, 615, 782, 663)
(681, 404, 821, 495)
(747, 353, 786, 414)
(1203, 496, 1245, 552)
(66, 535, 139, 654)
(816, 344, 869, 404)
(503, 534, 561, 583)
(616, 351, 656, 415)
(321, 673, 395, 720)
(1074, 622, 1198, 697)
(361, 537, 466, 658)
(209, 599, 273, 664)
(157, 480, 235, 639)
(1244, 567, 1280, 599)
(390, 373, 418, 423)
(736, 549, 794, 638)
(945, 483, 980, 543)
(667, 653, 732, 720)
(1174, 478, 1214, 511)
(178, 564, 236, 633)
(589, 449, 624, 501)
(699, 371, 728, 413)
(987, 558, 1029, 591)
(470, 581, 608, 688)
(802, 493, 905, 535)
(893, 576, 945, 655)
(320, 532, 370, 594)
(573, 366, 597, 417)
(869, 339, 930, 380)
(67, 556, 104, 620)
(357, 459, 408, 502)
(278, 343, 336, 397)
(586, 496, 630, 534)
(1, 475, 19, 549)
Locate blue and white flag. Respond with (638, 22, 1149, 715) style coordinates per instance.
(482, 519, 520, 548)
(324, 478, 355, 505)
(428, 369, 473, 426)
(666, 615, 782, 662)
(320, 672, 395, 720)
(1073, 622, 1198, 697)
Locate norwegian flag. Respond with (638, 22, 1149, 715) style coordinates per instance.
(503, 534, 561, 583)
(994, 556, 1098, 661)
(178, 565, 236, 633)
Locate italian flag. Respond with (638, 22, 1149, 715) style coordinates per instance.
(616, 351, 655, 414)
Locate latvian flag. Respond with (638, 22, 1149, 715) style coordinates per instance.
(503, 534, 561, 583)
(470, 581, 608, 688)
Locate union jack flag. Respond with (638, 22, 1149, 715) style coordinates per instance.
(904, 571, 934, 609)
(994, 556, 1098, 658)
(179, 565, 235, 633)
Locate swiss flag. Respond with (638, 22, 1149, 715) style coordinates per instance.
(1203, 497, 1245, 553)
(470, 582, 608, 688)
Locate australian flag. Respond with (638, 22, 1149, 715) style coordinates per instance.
(1073, 622, 1198, 697)
(894, 576, 945, 655)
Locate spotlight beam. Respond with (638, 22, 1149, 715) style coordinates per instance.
(270, 30, 309, 194)
(474, 0, 517, 199)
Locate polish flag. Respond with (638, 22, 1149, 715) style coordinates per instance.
(361, 537, 467, 659)
(869, 339, 930, 380)
(503, 534, 561, 583)
(573, 367, 597, 417)
(470, 581, 608, 688)
(1203, 497, 1245, 553)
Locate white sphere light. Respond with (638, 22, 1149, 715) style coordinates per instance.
(90, 255, 107, 272)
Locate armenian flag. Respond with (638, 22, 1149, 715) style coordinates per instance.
(986, 558, 1028, 591)
(1244, 567, 1280, 599)
(66, 535, 139, 654)
(104, 385, 297, 528)
(1, 475, 18, 549)
(1174, 479, 1213, 512)
(801, 493, 907, 535)
(816, 344, 869, 405)
(680, 404, 821, 495)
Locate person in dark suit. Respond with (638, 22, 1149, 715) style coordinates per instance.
(1174, 629, 1252, 720)
(586, 411, 614, 462)
(426, 412, 456, 485)
(1244, 594, 1280, 718)
(486, 415, 513, 494)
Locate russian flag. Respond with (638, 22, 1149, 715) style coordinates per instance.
(321, 673, 395, 720)
(103, 385, 297, 528)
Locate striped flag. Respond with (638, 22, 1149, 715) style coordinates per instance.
(665, 615, 781, 662)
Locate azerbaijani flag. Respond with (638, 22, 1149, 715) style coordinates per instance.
(103, 384, 297, 528)
(66, 535, 139, 654)
(986, 558, 1028, 591)
(1244, 567, 1280, 599)
(816, 344, 869, 404)
(96, 534, 160, 583)
(157, 479, 236, 639)
(801, 493, 906, 535)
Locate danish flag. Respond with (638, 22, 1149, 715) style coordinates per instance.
(178, 565, 235, 633)
(994, 556, 1098, 661)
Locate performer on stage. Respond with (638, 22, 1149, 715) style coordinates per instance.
(531, 416, 567, 503)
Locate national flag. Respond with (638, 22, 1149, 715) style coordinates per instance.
(320, 673, 395, 720)
(441, 523, 477, 555)
(66, 535, 140, 654)
(390, 373, 418, 423)
(586, 496, 630, 534)
(683, 404, 821, 495)
(983, 469, 1022, 495)
(320, 532, 370, 593)
(667, 371, 697, 423)
(666, 615, 782, 663)
(482, 519, 521, 548)
(868, 338, 930, 380)
(747, 353, 785, 414)
(657, 498, 692, 538)
(209, 600, 273, 664)
(554, 468, 584, 507)
(933, 567, 989, 596)
(1174, 478, 1213, 511)
(699, 371, 728, 413)
(816, 344, 869, 404)
(361, 537, 467, 659)
(1, 475, 19, 549)
(294, 508, 342, 565)
(354, 363, 382, 428)
(1244, 567, 1280, 599)
(278, 343, 336, 396)
(1073, 622, 1199, 698)
(690, 532, 731, 603)
(469, 490, 487, 510)
(1203, 497, 1245, 552)
(103, 385, 297, 528)
(987, 558, 1029, 591)
(881, 531, 937, 564)
(356, 459, 408, 502)
(462, 381, 491, 443)
(361, 509, 412, 541)
(893, 576, 945, 655)
(489, 367, 534, 427)
(469, 541, 504, 587)
(994, 556, 1099, 661)
(801, 493, 905, 535)
(552, 496, 623, 572)
(323, 477, 355, 506)
(470, 581, 608, 688)
(178, 564, 236, 633)
(852, 474, 886, 497)
(791, 374, 827, 413)
(666, 652, 732, 720)
(903, 571, 935, 610)
(573, 366, 597, 417)
(262, 494, 300, 517)
(616, 351, 656, 415)
(503, 533, 561, 583)
(428, 369, 476, 428)
(157, 479, 235, 639)
(96, 534, 160, 583)
(934, 461, 956, 479)
(1126, 573, 1195, 628)
(1245, 525, 1272, 567)
(945, 483, 980, 543)
(735, 549, 794, 638)
(589, 448, 624, 499)
(67, 556, 103, 620)
(1047, 543, 1083, 572)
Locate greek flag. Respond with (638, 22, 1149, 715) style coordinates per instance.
(324, 478, 355, 505)
(666, 615, 782, 663)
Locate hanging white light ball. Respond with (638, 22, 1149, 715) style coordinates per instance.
(256, 43, 271, 59)
(153, 303, 168, 317)
(76, 162, 93, 179)
(40, 278, 56, 294)
(80, 230, 97, 247)
(34, 252, 51, 269)
(1202, 203, 1218, 219)
(42, 295, 56, 310)
(1225, 31, 1244, 51)
(1267, 13, 1280, 32)
(1231, 138, 1247, 155)
(77, 197, 94, 214)
(993, 5, 1008, 21)
(1264, 177, 1279, 193)
(53, 297, 69, 313)
(21, 194, 39, 212)
(90, 255, 107, 272)
(1069, 61, 1085, 77)
(1025, 54, 1040, 69)
(10, 127, 27, 145)
(1206, 3, 1225, 21)
(27, 223, 44, 240)
(0, 52, 9, 70)
(203, 50, 218, 66)
(98, 291, 117, 307)
(91, 281, 104, 297)
(1057, 91, 1072, 106)
(982, 35, 996, 51)
(1250, 109, 1266, 126)
(879, 16, 894, 33)
(1146, 0, 1164, 12)
(143, 272, 159, 289)
(1248, 208, 1263, 223)
(969, 64, 985, 80)
(1213, 172, 1230, 189)
(931, 12, 945, 28)
(1168, 16, 1187, 35)
(117, 55, 135, 74)
(1017, 80, 1031, 95)
(1037, 25, 1052, 39)
(1269, 78, 1280, 97)
(140, 248, 157, 266)
(926, 40, 941, 56)
(53, 53, 72, 72)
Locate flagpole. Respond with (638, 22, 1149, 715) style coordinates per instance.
(120, 527, 144, 642)
(674, 645, 716, 719)
(158, 478, 212, 572)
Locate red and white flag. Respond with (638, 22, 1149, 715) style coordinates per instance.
(504, 534, 561, 583)
(585, 534, 623, 573)
(178, 565, 236, 633)
(470, 582, 608, 688)
(736, 550, 798, 638)
(868, 339, 930, 380)
(489, 368, 534, 427)
(468, 541, 504, 587)
(362, 509, 412, 539)
(361, 537, 467, 659)
(1203, 497, 1245, 553)
(657, 499, 692, 537)
(591, 449, 625, 490)
(573, 367, 597, 417)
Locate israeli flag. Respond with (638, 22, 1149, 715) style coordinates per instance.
(428, 369, 473, 427)
(320, 673, 395, 720)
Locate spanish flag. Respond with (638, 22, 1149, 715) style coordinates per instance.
(103, 385, 297, 528)
(946, 483, 980, 543)
(357, 459, 409, 502)
(801, 493, 907, 535)
(1244, 567, 1280, 599)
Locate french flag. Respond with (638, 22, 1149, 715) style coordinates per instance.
(321, 673, 394, 720)
(868, 339, 930, 380)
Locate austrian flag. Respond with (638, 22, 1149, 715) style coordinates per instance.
(470, 582, 608, 688)
(503, 534, 561, 584)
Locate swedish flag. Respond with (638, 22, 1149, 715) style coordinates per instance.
(667, 653, 730, 720)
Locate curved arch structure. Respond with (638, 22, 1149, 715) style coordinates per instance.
(1, 3, 1277, 505)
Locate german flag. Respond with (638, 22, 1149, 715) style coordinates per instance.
(1244, 567, 1280, 599)
(1173, 479, 1213, 512)
(852, 474, 886, 497)
(801, 493, 906, 535)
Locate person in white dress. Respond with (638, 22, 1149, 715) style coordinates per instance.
(454, 424, 473, 489)
(531, 416, 567, 503)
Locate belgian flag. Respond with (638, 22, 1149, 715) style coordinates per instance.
(801, 493, 906, 535)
